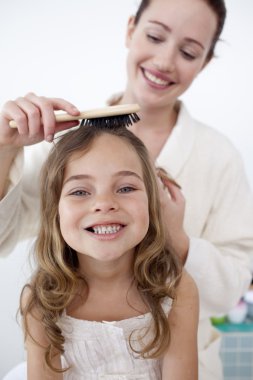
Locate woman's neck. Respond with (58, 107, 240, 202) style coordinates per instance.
(132, 104, 178, 133)
(117, 94, 180, 160)
(119, 91, 179, 133)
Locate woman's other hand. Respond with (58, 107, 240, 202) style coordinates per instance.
(157, 167, 189, 264)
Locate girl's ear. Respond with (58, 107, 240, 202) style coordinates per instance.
(125, 16, 136, 48)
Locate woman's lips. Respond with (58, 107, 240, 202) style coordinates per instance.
(142, 68, 176, 88)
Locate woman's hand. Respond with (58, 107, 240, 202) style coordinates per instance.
(0, 92, 80, 148)
(156, 168, 189, 264)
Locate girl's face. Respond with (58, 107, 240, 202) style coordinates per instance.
(125, 0, 217, 108)
(58, 134, 149, 270)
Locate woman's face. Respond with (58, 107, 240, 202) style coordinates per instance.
(125, 0, 217, 108)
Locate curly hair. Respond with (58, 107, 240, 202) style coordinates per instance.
(20, 123, 182, 372)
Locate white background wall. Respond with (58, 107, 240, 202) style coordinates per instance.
(0, 0, 252, 377)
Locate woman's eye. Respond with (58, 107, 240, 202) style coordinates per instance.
(118, 186, 135, 193)
(181, 49, 196, 61)
(147, 33, 163, 43)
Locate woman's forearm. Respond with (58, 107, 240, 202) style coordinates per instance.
(0, 146, 19, 200)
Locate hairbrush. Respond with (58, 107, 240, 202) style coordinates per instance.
(9, 104, 140, 129)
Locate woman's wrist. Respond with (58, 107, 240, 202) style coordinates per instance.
(0, 145, 20, 200)
(169, 232, 189, 265)
(179, 234, 190, 265)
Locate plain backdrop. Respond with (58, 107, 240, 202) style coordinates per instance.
(0, 0, 252, 377)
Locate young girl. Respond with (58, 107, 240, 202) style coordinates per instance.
(1, 1, 253, 379)
(20, 124, 199, 379)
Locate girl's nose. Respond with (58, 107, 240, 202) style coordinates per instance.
(93, 194, 119, 213)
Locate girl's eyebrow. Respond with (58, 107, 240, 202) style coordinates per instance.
(63, 174, 91, 186)
(148, 20, 205, 50)
(116, 170, 144, 182)
(63, 171, 143, 186)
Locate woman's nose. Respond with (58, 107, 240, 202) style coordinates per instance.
(154, 43, 176, 72)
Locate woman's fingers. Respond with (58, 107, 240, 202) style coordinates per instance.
(162, 177, 185, 204)
(0, 93, 80, 147)
(24, 93, 80, 141)
(156, 167, 189, 260)
(14, 97, 42, 136)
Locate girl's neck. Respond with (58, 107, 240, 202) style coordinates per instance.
(77, 252, 134, 287)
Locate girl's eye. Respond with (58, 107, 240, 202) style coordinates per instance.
(70, 190, 89, 196)
(118, 186, 135, 194)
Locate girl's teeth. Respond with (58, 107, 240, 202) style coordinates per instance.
(145, 71, 168, 86)
(92, 225, 121, 234)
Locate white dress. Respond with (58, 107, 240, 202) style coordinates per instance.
(57, 300, 172, 380)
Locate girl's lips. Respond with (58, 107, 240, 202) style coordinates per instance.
(141, 68, 176, 88)
(84, 224, 125, 241)
(85, 223, 125, 235)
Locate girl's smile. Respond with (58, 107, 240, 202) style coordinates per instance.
(84, 222, 125, 240)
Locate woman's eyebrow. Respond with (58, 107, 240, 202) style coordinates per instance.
(148, 20, 205, 49)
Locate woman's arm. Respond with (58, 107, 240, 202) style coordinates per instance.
(0, 146, 19, 200)
(158, 147, 253, 318)
(184, 149, 253, 318)
(162, 270, 199, 380)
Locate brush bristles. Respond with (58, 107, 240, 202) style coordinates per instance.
(80, 112, 140, 129)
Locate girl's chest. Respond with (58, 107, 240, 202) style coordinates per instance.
(67, 286, 149, 323)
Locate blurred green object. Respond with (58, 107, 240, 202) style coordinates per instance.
(211, 315, 227, 325)
(211, 317, 253, 332)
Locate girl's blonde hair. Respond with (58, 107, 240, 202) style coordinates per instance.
(20, 124, 182, 371)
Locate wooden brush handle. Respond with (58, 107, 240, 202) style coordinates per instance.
(9, 104, 140, 128)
